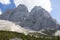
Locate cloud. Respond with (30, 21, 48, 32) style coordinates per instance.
(0, 0, 52, 14)
(14, 0, 52, 12)
(0, 9, 2, 15)
(0, 0, 10, 5)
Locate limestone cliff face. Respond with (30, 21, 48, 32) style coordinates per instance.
(0, 4, 28, 22)
(21, 6, 57, 31)
(0, 4, 58, 31)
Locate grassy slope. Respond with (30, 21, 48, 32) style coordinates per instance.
(0, 30, 26, 40)
(0, 30, 60, 40)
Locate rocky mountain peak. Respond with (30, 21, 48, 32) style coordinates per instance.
(16, 4, 28, 12)
(0, 4, 58, 31)
(20, 6, 57, 31)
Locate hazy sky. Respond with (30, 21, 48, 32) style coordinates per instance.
(0, 0, 60, 23)
(0, 0, 51, 12)
(50, 0, 60, 23)
(14, 0, 52, 12)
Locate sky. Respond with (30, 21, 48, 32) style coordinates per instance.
(50, 0, 60, 23)
(0, 0, 16, 13)
(0, 0, 51, 12)
(14, 0, 52, 12)
(0, 0, 60, 23)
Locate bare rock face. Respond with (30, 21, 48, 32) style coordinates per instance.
(0, 4, 28, 23)
(0, 4, 58, 31)
(0, 9, 13, 20)
(10, 4, 28, 22)
(21, 6, 57, 31)
(57, 24, 60, 30)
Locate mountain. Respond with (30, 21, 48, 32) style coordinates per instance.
(0, 4, 59, 35)
(0, 20, 47, 35)
(20, 6, 57, 31)
(0, 20, 36, 35)
(0, 4, 28, 23)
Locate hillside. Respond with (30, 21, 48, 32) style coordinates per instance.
(0, 4, 58, 31)
(0, 31, 60, 40)
(0, 4, 60, 40)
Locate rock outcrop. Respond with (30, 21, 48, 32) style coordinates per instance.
(0, 4, 58, 31)
(21, 6, 57, 31)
